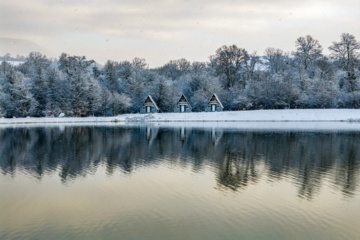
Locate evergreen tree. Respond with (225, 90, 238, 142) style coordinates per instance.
(58, 53, 95, 116)
(26, 52, 51, 116)
(46, 68, 62, 116)
(0, 62, 37, 117)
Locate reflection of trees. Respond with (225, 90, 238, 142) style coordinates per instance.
(214, 132, 360, 199)
(0, 126, 359, 199)
(217, 151, 260, 191)
(335, 138, 360, 197)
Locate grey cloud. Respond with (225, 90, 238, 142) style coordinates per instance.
(0, 0, 359, 66)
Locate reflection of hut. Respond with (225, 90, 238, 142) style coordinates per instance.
(146, 126, 151, 139)
(140, 95, 160, 113)
(180, 126, 186, 141)
(211, 127, 223, 146)
(205, 93, 224, 112)
(174, 94, 192, 112)
(145, 125, 159, 146)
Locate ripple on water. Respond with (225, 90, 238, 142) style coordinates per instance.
(0, 126, 359, 240)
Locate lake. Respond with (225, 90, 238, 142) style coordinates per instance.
(0, 124, 359, 240)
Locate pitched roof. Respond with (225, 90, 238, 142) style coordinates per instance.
(176, 94, 191, 107)
(208, 93, 224, 109)
(143, 95, 159, 110)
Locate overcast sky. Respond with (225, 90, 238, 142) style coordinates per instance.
(1, 0, 359, 67)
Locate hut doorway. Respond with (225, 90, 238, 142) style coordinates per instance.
(174, 94, 192, 113)
(141, 95, 160, 114)
(205, 94, 224, 112)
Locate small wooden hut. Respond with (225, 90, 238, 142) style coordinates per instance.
(174, 94, 192, 112)
(205, 93, 224, 112)
(140, 95, 160, 113)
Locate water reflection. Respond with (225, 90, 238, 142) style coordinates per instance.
(0, 125, 359, 199)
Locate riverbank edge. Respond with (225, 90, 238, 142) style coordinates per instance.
(1, 109, 360, 125)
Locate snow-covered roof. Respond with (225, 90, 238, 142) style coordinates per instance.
(143, 95, 159, 110)
(176, 94, 191, 107)
(208, 93, 224, 109)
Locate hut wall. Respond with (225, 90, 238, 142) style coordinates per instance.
(174, 104, 192, 112)
(140, 103, 158, 113)
(205, 103, 223, 112)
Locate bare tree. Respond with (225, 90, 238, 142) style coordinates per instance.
(264, 48, 288, 74)
(132, 57, 148, 70)
(329, 33, 360, 92)
(210, 45, 249, 89)
(294, 35, 323, 71)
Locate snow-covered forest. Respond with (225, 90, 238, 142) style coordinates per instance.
(0, 33, 359, 118)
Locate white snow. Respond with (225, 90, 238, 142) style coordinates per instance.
(139, 121, 360, 132)
(0, 109, 360, 128)
(121, 109, 360, 122)
(0, 116, 122, 124)
(1, 121, 359, 132)
(3, 60, 25, 66)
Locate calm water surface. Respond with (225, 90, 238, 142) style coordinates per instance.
(0, 124, 359, 240)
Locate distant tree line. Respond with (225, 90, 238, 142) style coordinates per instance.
(0, 53, 27, 62)
(0, 33, 359, 118)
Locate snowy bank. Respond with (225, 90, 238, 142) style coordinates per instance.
(140, 121, 360, 132)
(1, 121, 360, 133)
(0, 116, 121, 124)
(122, 109, 360, 122)
(0, 109, 360, 125)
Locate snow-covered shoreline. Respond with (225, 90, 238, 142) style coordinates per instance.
(1, 109, 360, 125)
